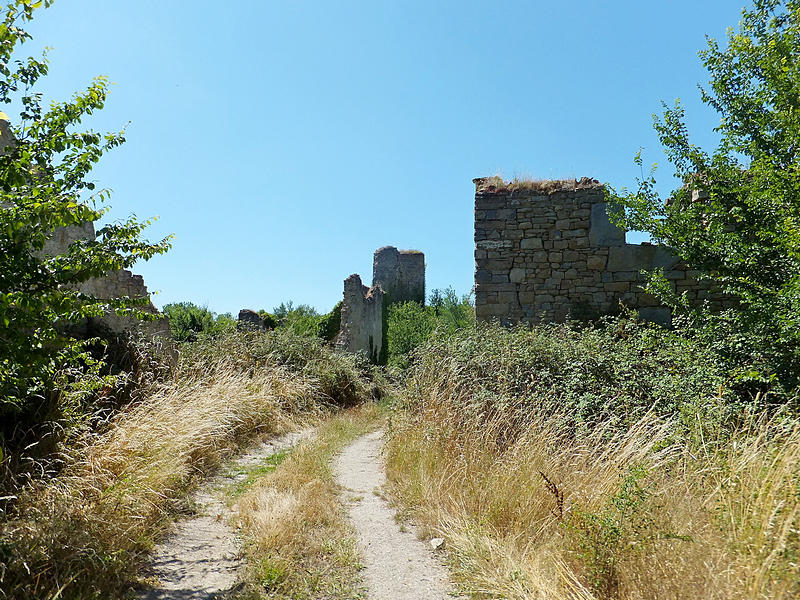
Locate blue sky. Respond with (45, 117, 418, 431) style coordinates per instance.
(22, 0, 745, 315)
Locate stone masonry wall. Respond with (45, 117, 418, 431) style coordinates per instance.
(2, 114, 169, 339)
(372, 246, 425, 304)
(335, 274, 384, 363)
(474, 177, 719, 325)
(38, 210, 169, 339)
(335, 246, 426, 363)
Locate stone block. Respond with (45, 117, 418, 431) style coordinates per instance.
(589, 203, 625, 246)
(509, 268, 526, 283)
(521, 237, 543, 250)
(664, 269, 685, 280)
(587, 254, 607, 270)
(613, 271, 640, 282)
(486, 259, 513, 271)
(638, 307, 672, 327)
(604, 281, 630, 292)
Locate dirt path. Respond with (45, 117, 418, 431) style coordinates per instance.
(334, 430, 457, 600)
(137, 430, 311, 600)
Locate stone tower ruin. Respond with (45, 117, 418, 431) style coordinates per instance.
(335, 246, 425, 363)
(372, 246, 425, 304)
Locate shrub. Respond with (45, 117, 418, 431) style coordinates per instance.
(270, 301, 342, 342)
(162, 302, 227, 341)
(402, 314, 747, 437)
(608, 0, 800, 395)
(387, 288, 474, 369)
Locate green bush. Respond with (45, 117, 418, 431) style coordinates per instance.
(387, 288, 474, 369)
(402, 315, 751, 438)
(270, 300, 341, 341)
(0, 2, 170, 419)
(162, 302, 236, 342)
(608, 0, 800, 396)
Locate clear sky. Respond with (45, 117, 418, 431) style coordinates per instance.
(21, 0, 746, 316)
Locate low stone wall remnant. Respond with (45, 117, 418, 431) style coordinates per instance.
(335, 274, 385, 363)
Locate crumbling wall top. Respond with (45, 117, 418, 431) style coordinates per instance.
(473, 176, 603, 196)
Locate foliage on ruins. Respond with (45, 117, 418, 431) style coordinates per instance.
(0, 1, 170, 418)
(609, 0, 800, 394)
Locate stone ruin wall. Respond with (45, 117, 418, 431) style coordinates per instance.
(372, 246, 425, 304)
(1, 116, 169, 340)
(474, 177, 722, 325)
(42, 221, 170, 340)
(335, 274, 385, 363)
(335, 246, 425, 362)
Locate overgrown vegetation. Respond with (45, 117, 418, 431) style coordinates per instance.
(162, 302, 235, 341)
(608, 0, 800, 396)
(383, 4, 800, 598)
(0, 0, 170, 424)
(0, 0, 173, 498)
(386, 287, 474, 369)
(270, 301, 342, 342)
(386, 320, 800, 599)
(234, 406, 380, 600)
(0, 329, 382, 600)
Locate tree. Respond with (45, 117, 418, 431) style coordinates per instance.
(163, 302, 236, 341)
(0, 1, 171, 419)
(608, 0, 800, 394)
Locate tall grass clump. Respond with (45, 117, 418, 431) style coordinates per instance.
(386, 318, 800, 599)
(234, 405, 380, 600)
(0, 328, 379, 599)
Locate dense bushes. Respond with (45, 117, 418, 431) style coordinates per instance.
(608, 0, 800, 394)
(386, 288, 474, 368)
(401, 315, 761, 436)
(162, 302, 236, 341)
(388, 310, 800, 598)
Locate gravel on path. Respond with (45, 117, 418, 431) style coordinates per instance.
(334, 429, 458, 600)
(137, 430, 311, 600)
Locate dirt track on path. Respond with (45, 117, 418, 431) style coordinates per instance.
(137, 430, 311, 600)
(334, 429, 458, 600)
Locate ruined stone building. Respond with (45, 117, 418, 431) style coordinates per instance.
(473, 177, 720, 325)
(335, 246, 426, 363)
(1, 115, 169, 339)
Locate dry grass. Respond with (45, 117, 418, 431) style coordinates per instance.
(473, 175, 602, 195)
(0, 363, 329, 599)
(233, 404, 381, 600)
(386, 398, 800, 599)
